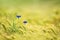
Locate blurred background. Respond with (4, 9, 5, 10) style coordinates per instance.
(0, 0, 60, 40)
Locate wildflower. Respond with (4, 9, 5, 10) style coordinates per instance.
(23, 20, 27, 24)
(16, 15, 21, 19)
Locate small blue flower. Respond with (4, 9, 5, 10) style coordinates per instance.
(16, 15, 21, 19)
(23, 20, 27, 24)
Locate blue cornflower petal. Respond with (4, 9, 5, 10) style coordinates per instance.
(16, 15, 21, 18)
(23, 20, 27, 24)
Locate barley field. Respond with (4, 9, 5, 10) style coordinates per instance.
(0, 0, 60, 40)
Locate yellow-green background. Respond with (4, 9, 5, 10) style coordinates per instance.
(0, 0, 60, 40)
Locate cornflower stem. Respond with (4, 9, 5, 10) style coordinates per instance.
(12, 19, 16, 29)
